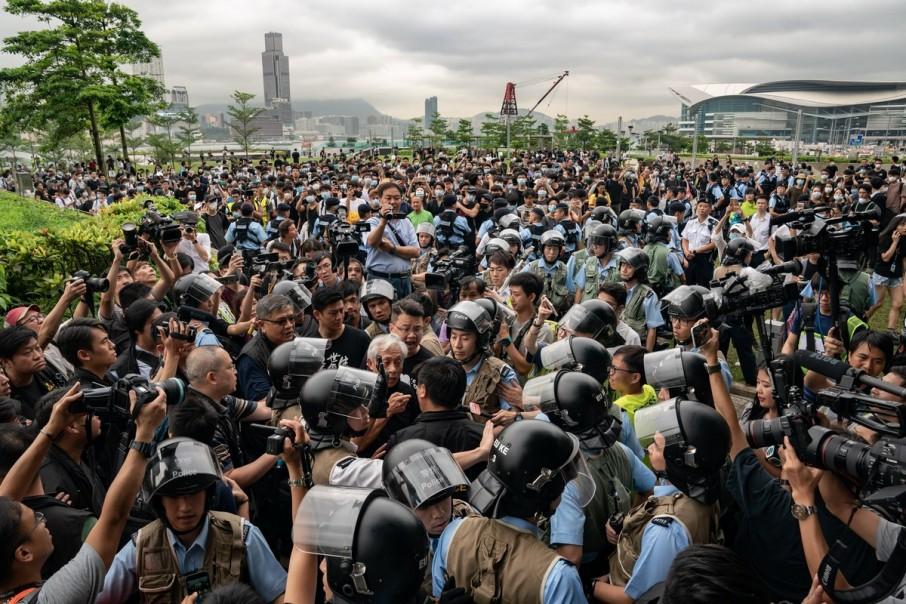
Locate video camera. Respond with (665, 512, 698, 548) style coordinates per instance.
(702, 267, 800, 319)
(138, 209, 182, 245)
(72, 374, 186, 420)
(327, 220, 368, 257)
(426, 246, 474, 290)
(773, 208, 878, 265)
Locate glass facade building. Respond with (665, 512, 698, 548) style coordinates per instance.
(669, 81, 906, 145)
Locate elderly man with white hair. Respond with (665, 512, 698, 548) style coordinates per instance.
(352, 333, 420, 457)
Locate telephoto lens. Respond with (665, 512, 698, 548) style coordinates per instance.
(745, 416, 791, 449)
(805, 425, 876, 485)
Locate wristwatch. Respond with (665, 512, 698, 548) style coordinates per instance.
(130, 440, 155, 458)
(499, 336, 512, 348)
(791, 503, 817, 520)
(514, 412, 524, 422)
(706, 363, 722, 375)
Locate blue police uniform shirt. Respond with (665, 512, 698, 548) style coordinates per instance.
(364, 215, 417, 274)
(464, 357, 519, 409)
(549, 443, 656, 550)
(478, 218, 495, 240)
(730, 182, 747, 200)
(619, 409, 647, 460)
(625, 285, 665, 329)
(194, 327, 221, 348)
(623, 484, 692, 600)
(709, 184, 724, 202)
(225, 220, 266, 251)
(521, 259, 576, 297)
(572, 255, 619, 294)
(433, 516, 587, 604)
(97, 516, 287, 604)
(433, 214, 471, 247)
(553, 222, 581, 253)
(666, 253, 684, 278)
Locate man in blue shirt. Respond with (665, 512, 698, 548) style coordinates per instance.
(433, 421, 588, 604)
(365, 181, 419, 297)
(224, 203, 266, 251)
(96, 438, 286, 604)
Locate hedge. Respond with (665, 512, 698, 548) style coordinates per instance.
(0, 192, 197, 311)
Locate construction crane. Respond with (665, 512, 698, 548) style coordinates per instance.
(499, 70, 570, 148)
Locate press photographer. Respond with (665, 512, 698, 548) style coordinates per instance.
(364, 181, 419, 297)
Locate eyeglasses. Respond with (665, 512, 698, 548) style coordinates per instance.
(18, 313, 44, 326)
(392, 324, 423, 336)
(608, 366, 635, 375)
(18, 511, 45, 545)
(262, 316, 295, 326)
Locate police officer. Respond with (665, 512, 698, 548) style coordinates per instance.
(172, 272, 230, 348)
(525, 207, 548, 259)
(299, 366, 384, 486)
(618, 209, 645, 248)
(412, 221, 436, 277)
(434, 193, 472, 251)
(644, 216, 684, 298)
(360, 279, 395, 339)
(432, 420, 591, 603)
(446, 301, 521, 421)
(595, 399, 730, 603)
(290, 485, 429, 604)
(225, 202, 266, 252)
(525, 231, 573, 316)
(556, 299, 620, 349)
(311, 195, 341, 240)
(271, 279, 318, 336)
(530, 371, 655, 571)
(553, 202, 582, 257)
(265, 337, 326, 423)
(615, 248, 664, 351)
(566, 219, 601, 287)
(97, 438, 287, 604)
(575, 224, 621, 304)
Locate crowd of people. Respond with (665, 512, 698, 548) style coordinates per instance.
(0, 146, 905, 603)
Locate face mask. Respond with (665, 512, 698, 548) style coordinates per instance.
(233, 211, 241, 218)
(517, 178, 526, 186)
(548, 204, 556, 213)
(434, 189, 443, 197)
(811, 192, 822, 200)
(188, 195, 196, 201)
(729, 232, 742, 240)
(208, 201, 218, 209)
(466, 194, 475, 203)
(305, 195, 315, 203)
(890, 176, 898, 183)
(313, 184, 321, 191)
(321, 192, 329, 200)
(415, 188, 425, 198)
(833, 194, 844, 202)
(796, 179, 804, 186)
(819, 175, 827, 182)
(538, 191, 547, 200)
(824, 186, 832, 193)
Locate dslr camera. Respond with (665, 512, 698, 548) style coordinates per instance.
(72, 374, 186, 419)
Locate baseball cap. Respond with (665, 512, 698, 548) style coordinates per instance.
(4, 305, 40, 328)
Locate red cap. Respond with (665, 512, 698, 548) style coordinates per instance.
(4, 305, 40, 328)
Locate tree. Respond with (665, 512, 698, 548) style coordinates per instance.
(575, 115, 596, 149)
(227, 91, 262, 157)
(595, 128, 618, 151)
(0, 0, 164, 170)
(147, 112, 182, 168)
(754, 139, 775, 157)
(177, 107, 201, 156)
(479, 114, 505, 149)
(553, 114, 570, 148)
(406, 118, 424, 148)
(509, 115, 537, 150)
(426, 112, 452, 148)
(453, 119, 474, 148)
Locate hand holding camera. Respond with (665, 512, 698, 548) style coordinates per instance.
(45, 383, 85, 438)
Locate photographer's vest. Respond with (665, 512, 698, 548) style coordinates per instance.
(582, 256, 620, 302)
(446, 517, 566, 604)
(134, 512, 248, 604)
(644, 243, 678, 296)
(462, 355, 508, 420)
(581, 447, 633, 557)
(365, 321, 386, 340)
(610, 492, 717, 587)
(528, 260, 569, 311)
(623, 284, 655, 340)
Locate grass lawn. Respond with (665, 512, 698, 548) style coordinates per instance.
(0, 191, 88, 232)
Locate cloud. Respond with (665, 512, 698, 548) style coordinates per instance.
(1, 0, 904, 122)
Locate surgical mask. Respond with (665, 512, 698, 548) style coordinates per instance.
(415, 188, 425, 198)
(824, 186, 832, 193)
(517, 178, 526, 186)
(188, 194, 196, 201)
(538, 190, 547, 200)
(548, 203, 556, 213)
(305, 195, 315, 203)
(890, 176, 899, 183)
(729, 231, 742, 240)
(434, 188, 443, 197)
(321, 192, 330, 200)
(833, 194, 844, 202)
(208, 201, 218, 209)
(811, 192, 822, 200)
(466, 194, 475, 203)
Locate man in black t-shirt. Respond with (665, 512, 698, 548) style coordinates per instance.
(311, 286, 370, 370)
(0, 327, 65, 420)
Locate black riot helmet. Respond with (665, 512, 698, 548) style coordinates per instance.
(661, 285, 707, 320)
(294, 486, 429, 604)
(582, 219, 602, 245)
(588, 223, 618, 257)
(173, 273, 223, 308)
(267, 338, 328, 398)
(446, 300, 494, 353)
(615, 247, 650, 283)
(635, 399, 731, 504)
(540, 230, 566, 250)
(382, 439, 468, 514)
(272, 280, 313, 314)
(300, 367, 377, 437)
(559, 300, 617, 347)
(538, 336, 611, 383)
(644, 348, 714, 407)
(723, 238, 755, 266)
(469, 420, 596, 519)
(618, 209, 645, 234)
(523, 370, 621, 453)
(646, 215, 674, 244)
(143, 437, 222, 532)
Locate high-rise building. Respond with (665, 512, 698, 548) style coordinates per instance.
(424, 97, 438, 130)
(262, 32, 292, 124)
(132, 56, 165, 87)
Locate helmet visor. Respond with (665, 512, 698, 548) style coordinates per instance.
(559, 305, 605, 340)
(634, 398, 684, 451)
(289, 338, 328, 378)
(522, 372, 559, 412)
(143, 438, 222, 500)
(539, 339, 576, 372)
(328, 367, 377, 415)
(644, 348, 687, 390)
(385, 446, 469, 509)
(293, 485, 374, 557)
(558, 434, 596, 508)
(286, 282, 313, 312)
(187, 273, 223, 303)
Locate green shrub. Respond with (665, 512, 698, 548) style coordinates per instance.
(0, 192, 195, 310)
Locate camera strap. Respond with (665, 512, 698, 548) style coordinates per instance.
(384, 220, 404, 246)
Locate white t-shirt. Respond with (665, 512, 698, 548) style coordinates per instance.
(176, 233, 212, 273)
(748, 213, 771, 251)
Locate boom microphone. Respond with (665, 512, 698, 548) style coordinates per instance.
(793, 350, 906, 400)
(761, 258, 805, 276)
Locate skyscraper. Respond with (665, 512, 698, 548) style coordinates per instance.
(424, 96, 438, 130)
(262, 32, 292, 124)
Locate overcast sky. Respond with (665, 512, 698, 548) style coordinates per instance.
(2, 0, 905, 122)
